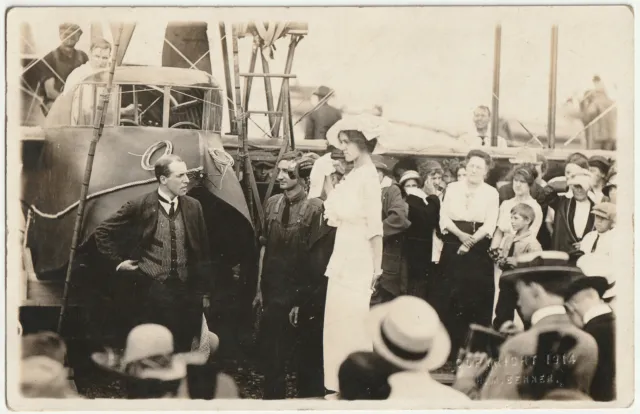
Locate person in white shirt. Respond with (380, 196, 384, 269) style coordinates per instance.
(65, 38, 138, 125)
(459, 106, 508, 148)
(579, 202, 615, 257)
(436, 149, 499, 358)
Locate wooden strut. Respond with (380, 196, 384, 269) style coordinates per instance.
(57, 26, 124, 334)
(259, 47, 277, 134)
(272, 35, 303, 138)
(548, 25, 559, 149)
(490, 24, 502, 148)
(219, 22, 237, 135)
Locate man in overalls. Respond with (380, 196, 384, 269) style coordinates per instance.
(254, 151, 324, 399)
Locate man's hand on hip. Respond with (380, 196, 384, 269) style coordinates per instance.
(116, 259, 139, 272)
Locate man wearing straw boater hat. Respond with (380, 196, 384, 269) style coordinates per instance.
(305, 85, 342, 141)
(454, 251, 598, 400)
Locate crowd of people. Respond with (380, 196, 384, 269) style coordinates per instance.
(19, 112, 618, 403)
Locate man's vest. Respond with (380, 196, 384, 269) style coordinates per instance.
(138, 207, 188, 281)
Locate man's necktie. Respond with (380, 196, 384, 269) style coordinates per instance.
(591, 234, 600, 252)
(480, 136, 486, 146)
(281, 200, 291, 226)
(158, 195, 176, 217)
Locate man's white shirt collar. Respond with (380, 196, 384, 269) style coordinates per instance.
(531, 305, 567, 325)
(158, 188, 179, 214)
(583, 303, 612, 325)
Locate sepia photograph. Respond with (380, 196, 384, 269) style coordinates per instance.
(4, 5, 635, 410)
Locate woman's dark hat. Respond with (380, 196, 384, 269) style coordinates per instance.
(499, 251, 584, 290)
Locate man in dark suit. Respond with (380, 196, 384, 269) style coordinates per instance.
(454, 251, 598, 400)
(305, 86, 342, 141)
(564, 274, 615, 401)
(94, 154, 213, 353)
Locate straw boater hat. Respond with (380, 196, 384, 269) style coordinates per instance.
(91, 324, 210, 381)
(366, 296, 451, 372)
(499, 251, 585, 290)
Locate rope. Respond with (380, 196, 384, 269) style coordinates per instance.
(207, 148, 235, 189)
(141, 141, 173, 171)
(25, 167, 203, 220)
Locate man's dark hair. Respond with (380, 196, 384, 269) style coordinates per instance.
(565, 152, 589, 170)
(154, 154, 184, 182)
(338, 351, 401, 400)
(91, 38, 112, 53)
(341, 130, 377, 154)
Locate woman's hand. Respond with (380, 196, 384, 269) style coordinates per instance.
(458, 232, 474, 247)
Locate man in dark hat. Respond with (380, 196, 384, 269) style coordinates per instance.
(454, 251, 598, 400)
(370, 156, 411, 306)
(305, 85, 342, 141)
(41, 23, 89, 109)
(565, 268, 616, 401)
(588, 155, 611, 203)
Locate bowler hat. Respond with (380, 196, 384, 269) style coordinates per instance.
(564, 275, 610, 300)
(313, 85, 333, 98)
(499, 251, 584, 290)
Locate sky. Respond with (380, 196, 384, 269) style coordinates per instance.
(16, 6, 633, 138)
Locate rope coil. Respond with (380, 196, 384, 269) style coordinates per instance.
(141, 141, 173, 171)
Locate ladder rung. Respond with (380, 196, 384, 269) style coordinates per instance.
(239, 73, 296, 78)
(247, 110, 283, 116)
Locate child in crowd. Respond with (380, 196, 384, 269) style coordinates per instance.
(579, 202, 615, 257)
(491, 203, 542, 331)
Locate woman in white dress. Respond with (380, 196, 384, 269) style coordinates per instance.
(321, 118, 385, 394)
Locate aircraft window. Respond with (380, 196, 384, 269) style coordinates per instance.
(119, 84, 165, 127)
(169, 86, 221, 132)
(70, 83, 118, 127)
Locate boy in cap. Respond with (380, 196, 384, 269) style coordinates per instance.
(588, 156, 611, 202)
(454, 251, 598, 400)
(305, 86, 342, 141)
(579, 202, 615, 257)
(564, 272, 615, 401)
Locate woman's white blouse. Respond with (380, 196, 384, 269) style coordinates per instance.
(323, 162, 384, 239)
(439, 181, 500, 238)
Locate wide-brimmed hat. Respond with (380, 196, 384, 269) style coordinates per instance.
(91, 324, 206, 381)
(325, 114, 389, 149)
(398, 170, 422, 187)
(312, 85, 333, 98)
(500, 251, 584, 290)
(367, 296, 451, 372)
(591, 202, 616, 222)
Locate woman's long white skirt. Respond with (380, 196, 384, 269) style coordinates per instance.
(322, 277, 373, 392)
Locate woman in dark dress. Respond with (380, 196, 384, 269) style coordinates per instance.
(436, 150, 500, 360)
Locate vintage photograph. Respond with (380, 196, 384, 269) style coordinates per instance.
(5, 5, 635, 410)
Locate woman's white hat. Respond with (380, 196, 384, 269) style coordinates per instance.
(398, 170, 422, 187)
(326, 114, 390, 149)
(367, 296, 451, 372)
(92, 324, 208, 382)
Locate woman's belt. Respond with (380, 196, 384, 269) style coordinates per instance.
(442, 221, 485, 243)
